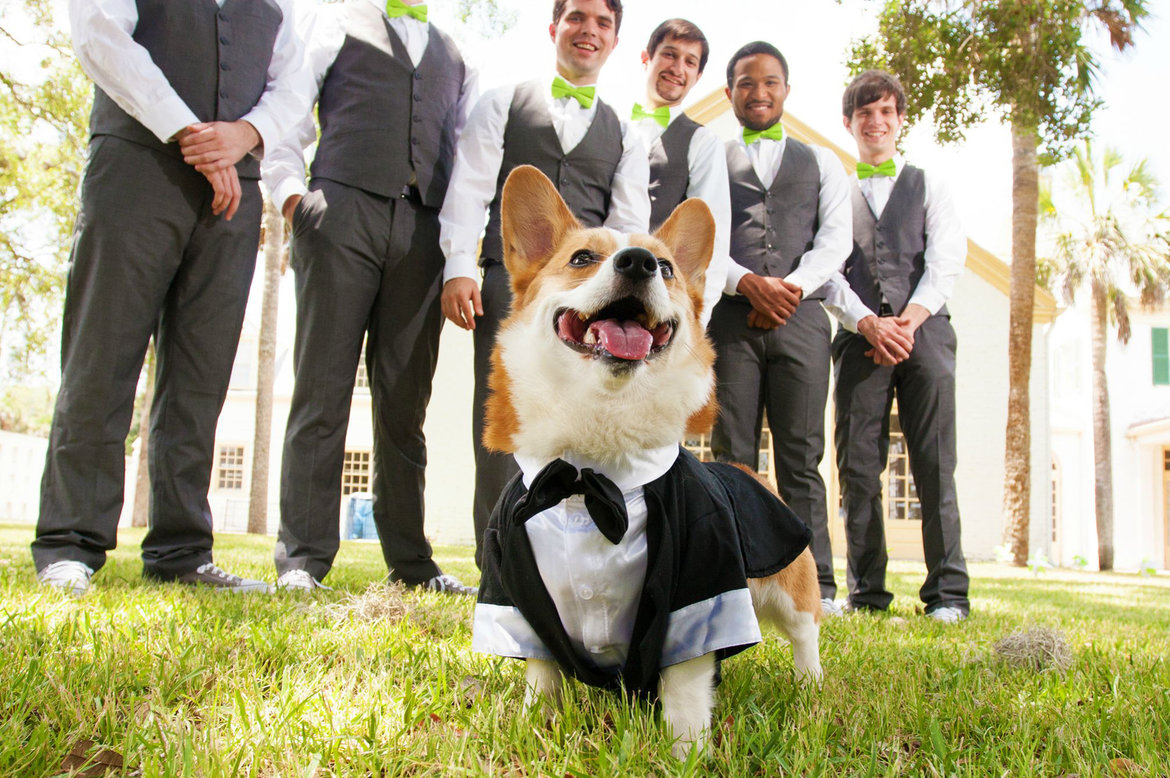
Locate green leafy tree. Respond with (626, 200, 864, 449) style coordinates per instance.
(848, 0, 1149, 566)
(1038, 142, 1170, 570)
(0, 0, 90, 382)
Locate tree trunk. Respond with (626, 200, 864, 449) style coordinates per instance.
(247, 199, 284, 535)
(1002, 123, 1039, 567)
(1089, 280, 1114, 570)
(131, 341, 156, 528)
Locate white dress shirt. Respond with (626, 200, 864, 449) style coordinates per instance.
(68, 0, 311, 156)
(822, 155, 967, 332)
(472, 444, 762, 669)
(723, 134, 853, 298)
(439, 75, 651, 284)
(632, 106, 731, 328)
(261, 0, 479, 209)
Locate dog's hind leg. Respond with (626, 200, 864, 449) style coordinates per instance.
(523, 658, 564, 714)
(749, 548, 823, 684)
(659, 652, 716, 759)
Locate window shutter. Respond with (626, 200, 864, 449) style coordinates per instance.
(1153, 327, 1170, 386)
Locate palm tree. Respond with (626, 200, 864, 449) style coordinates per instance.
(1039, 141, 1170, 570)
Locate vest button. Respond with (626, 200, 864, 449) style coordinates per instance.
(220, 63, 231, 71)
(217, 12, 229, 21)
(220, 36, 229, 45)
(219, 90, 228, 99)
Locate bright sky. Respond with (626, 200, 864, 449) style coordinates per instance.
(437, 0, 1169, 261)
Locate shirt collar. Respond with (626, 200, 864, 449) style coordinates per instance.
(516, 443, 680, 493)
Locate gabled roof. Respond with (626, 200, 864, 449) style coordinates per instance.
(685, 89, 1059, 324)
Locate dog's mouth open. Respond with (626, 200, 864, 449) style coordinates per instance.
(554, 297, 676, 363)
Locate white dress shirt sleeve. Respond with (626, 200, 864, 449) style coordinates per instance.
(604, 122, 651, 234)
(685, 126, 731, 327)
(238, 0, 313, 160)
(261, 2, 344, 208)
(68, 0, 199, 143)
(820, 269, 875, 333)
(439, 84, 513, 284)
(784, 145, 853, 296)
(907, 169, 966, 314)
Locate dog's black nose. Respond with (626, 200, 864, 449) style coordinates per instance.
(612, 247, 658, 281)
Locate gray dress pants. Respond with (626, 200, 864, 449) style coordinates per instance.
(832, 314, 969, 614)
(277, 180, 445, 585)
(470, 262, 520, 568)
(33, 136, 261, 579)
(709, 296, 836, 599)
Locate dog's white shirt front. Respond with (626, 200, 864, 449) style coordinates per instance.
(472, 444, 763, 669)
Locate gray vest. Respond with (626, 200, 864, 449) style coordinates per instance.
(310, 2, 466, 206)
(726, 137, 821, 295)
(88, 0, 282, 180)
(479, 80, 622, 264)
(846, 165, 947, 317)
(648, 114, 700, 231)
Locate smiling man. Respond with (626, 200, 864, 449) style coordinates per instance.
(629, 18, 729, 327)
(438, 0, 650, 566)
(709, 42, 852, 614)
(823, 69, 970, 622)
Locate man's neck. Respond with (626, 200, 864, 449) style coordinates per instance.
(642, 95, 677, 110)
(555, 66, 598, 87)
(858, 151, 894, 166)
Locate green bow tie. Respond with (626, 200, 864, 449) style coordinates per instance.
(856, 159, 897, 179)
(551, 77, 595, 109)
(631, 103, 670, 128)
(743, 124, 784, 145)
(385, 0, 427, 23)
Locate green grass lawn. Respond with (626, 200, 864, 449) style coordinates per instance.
(2, 523, 1167, 776)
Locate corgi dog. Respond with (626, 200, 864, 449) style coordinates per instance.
(473, 165, 822, 758)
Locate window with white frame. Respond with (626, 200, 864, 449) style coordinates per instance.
(216, 445, 246, 490)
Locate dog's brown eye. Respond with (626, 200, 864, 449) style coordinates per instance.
(658, 258, 674, 279)
(569, 250, 598, 267)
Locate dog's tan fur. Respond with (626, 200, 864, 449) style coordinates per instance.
(484, 165, 821, 758)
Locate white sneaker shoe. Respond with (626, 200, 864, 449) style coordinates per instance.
(926, 605, 968, 623)
(38, 560, 94, 596)
(276, 569, 330, 591)
(820, 597, 846, 616)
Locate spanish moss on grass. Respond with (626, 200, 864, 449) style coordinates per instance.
(1, 524, 1167, 776)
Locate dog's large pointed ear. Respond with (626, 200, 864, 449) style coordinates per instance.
(653, 198, 715, 289)
(501, 166, 580, 295)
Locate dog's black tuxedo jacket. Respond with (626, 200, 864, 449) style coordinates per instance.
(477, 446, 812, 697)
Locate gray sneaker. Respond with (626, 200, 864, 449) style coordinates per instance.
(38, 560, 94, 596)
(820, 597, 846, 616)
(419, 573, 477, 597)
(176, 563, 272, 593)
(276, 569, 331, 591)
(926, 605, 968, 624)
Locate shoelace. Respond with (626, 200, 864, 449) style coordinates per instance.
(196, 563, 243, 584)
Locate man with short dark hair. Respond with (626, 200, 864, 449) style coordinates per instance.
(711, 42, 852, 613)
(438, 0, 650, 565)
(824, 69, 970, 622)
(33, 0, 310, 595)
(262, 0, 478, 594)
(630, 18, 728, 325)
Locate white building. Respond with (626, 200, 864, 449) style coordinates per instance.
(1047, 303, 1170, 570)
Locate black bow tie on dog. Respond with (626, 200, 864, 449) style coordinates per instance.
(515, 459, 629, 544)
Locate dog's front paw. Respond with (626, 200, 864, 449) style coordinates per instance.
(659, 653, 716, 759)
(523, 658, 564, 717)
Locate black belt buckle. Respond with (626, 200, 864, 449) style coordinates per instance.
(878, 302, 895, 317)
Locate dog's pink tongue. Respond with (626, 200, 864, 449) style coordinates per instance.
(590, 320, 653, 360)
